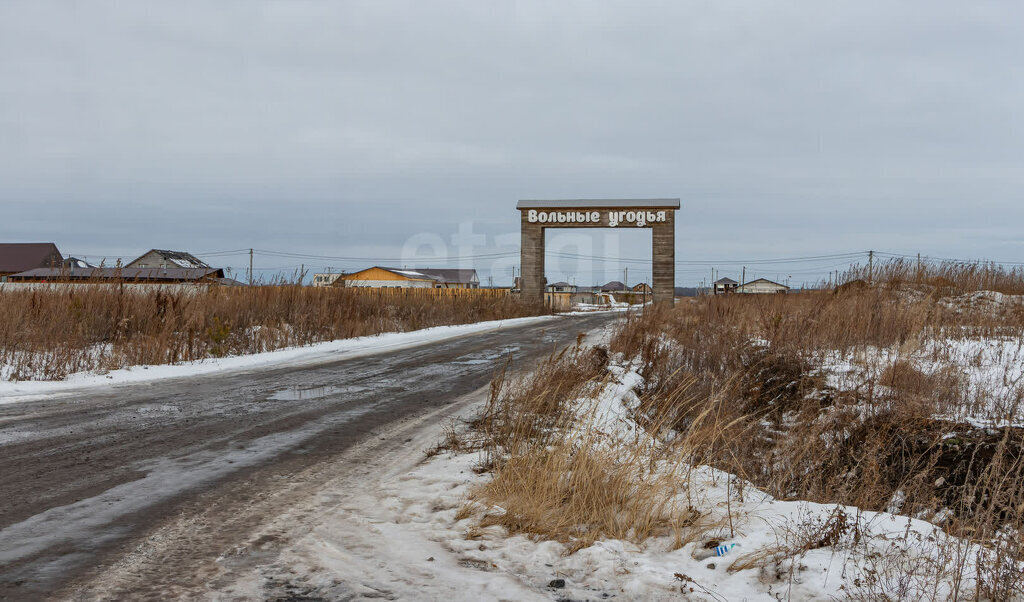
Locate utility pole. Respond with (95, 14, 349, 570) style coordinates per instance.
(917, 253, 922, 279)
(624, 267, 628, 289)
(249, 248, 253, 285)
(741, 266, 746, 290)
(868, 250, 874, 284)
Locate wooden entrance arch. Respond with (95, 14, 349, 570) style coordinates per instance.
(517, 199, 679, 304)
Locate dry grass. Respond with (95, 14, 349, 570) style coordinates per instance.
(462, 346, 701, 551)
(459, 260, 1024, 598)
(0, 285, 547, 381)
(603, 261, 1024, 598)
(845, 257, 1024, 296)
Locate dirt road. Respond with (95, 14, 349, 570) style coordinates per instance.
(0, 312, 617, 600)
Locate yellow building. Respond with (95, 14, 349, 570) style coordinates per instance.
(337, 267, 480, 289)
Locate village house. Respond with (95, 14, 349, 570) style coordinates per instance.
(546, 281, 576, 293)
(415, 269, 480, 289)
(312, 273, 344, 287)
(126, 249, 211, 269)
(735, 278, 790, 294)
(337, 267, 480, 289)
(62, 257, 96, 269)
(4, 247, 238, 285)
(0, 243, 63, 281)
(599, 280, 627, 293)
(713, 277, 739, 294)
(632, 282, 653, 294)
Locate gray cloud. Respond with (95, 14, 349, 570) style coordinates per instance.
(2, 1, 1022, 285)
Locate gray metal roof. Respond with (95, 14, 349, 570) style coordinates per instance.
(414, 268, 479, 284)
(127, 249, 211, 269)
(737, 278, 790, 289)
(8, 267, 224, 282)
(516, 199, 680, 209)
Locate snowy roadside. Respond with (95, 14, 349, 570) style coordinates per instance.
(242, 353, 1003, 601)
(0, 315, 568, 404)
(815, 335, 1024, 428)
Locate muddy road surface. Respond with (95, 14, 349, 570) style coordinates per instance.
(0, 312, 617, 600)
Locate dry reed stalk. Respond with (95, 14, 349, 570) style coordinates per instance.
(0, 285, 548, 381)
(593, 260, 1024, 594)
(449, 259, 1024, 596)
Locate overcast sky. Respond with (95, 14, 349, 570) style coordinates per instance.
(1, 1, 1022, 285)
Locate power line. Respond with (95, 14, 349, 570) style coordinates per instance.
(545, 250, 865, 267)
(252, 249, 520, 262)
(872, 251, 1024, 266)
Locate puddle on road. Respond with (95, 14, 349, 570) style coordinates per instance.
(268, 385, 369, 401)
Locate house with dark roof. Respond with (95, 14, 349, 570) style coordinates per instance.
(599, 280, 627, 292)
(0, 243, 63, 280)
(126, 249, 211, 270)
(714, 277, 739, 294)
(62, 257, 96, 269)
(546, 281, 576, 293)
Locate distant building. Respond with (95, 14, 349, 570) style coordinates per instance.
(126, 249, 211, 270)
(62, 257, 96, 269)
(0, 243, 63, 280)
(714, 277, 739, 294)
(413, 269, 480, 289)
(735, 278, 789, 294)
(338, 267, 480, 289)
(547, 281, 576, 293)
(632, 282, 652, 294)
(599, 280, 627, 292)
(312, 273, 344, 287)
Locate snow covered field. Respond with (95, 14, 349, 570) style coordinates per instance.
(816, 335, 1024, 428)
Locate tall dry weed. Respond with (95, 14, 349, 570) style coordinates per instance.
(0, 285, 547, 380)
(597, 262, 1024, 595)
